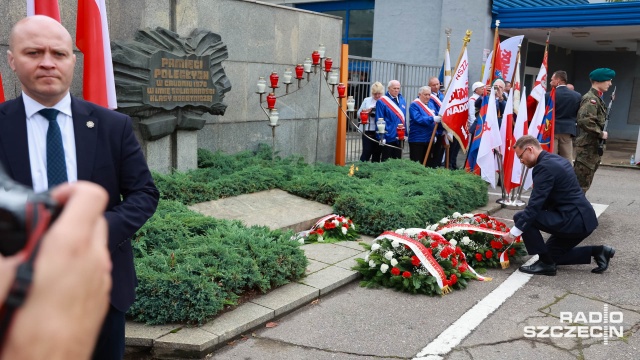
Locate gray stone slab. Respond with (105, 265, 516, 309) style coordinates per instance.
(250, 282, 319, 317)
(300, 243, 362, 265)
(299, 265, 359, 295)
(153, 327, 219, 357)
(544, 293, 640, 330)
(125, 321, 181, 347)
(305, 258, 330, 274)
(334, 239, 369, 251)
(333, 252, 366, 271)
(463, 340, 571, 360)
(200, 302, 274, 343)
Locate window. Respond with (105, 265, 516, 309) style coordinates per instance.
(296, 1, 374, 57)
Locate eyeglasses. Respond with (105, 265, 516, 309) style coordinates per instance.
(516, 147, 530, 160)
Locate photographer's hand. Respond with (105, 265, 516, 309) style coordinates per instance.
(1, 182, 111, 360)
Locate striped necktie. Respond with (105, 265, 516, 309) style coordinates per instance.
(39, 108, 68, 188)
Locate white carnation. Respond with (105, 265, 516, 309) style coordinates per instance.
(439, 217, 449, 224)
(317, 236, 324, 242)
(390, 258, 398, 266)
(461, 236, 471, 245)
(380, 264, 389, 273)
(369, 260, 376, 268)
(341, 227, 348, 235)
(395, 228, 405, 235)
(364, 253, 370, 262)
(449, 239, 458, 246)
(333, 219, 340, 226)
(391, 240, 400, 248)
(463, 213, 474, 218)
(298, 238, 305, 244)
(452, 212, 462, 218)
(371, 243, 381, 251)
(384, 251, 394, 261)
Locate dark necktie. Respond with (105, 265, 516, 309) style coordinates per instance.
(40, 108, 67, 188)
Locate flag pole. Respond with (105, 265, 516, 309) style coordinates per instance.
(512, 44, 522, 115)
(444, 28, 452, 169)
(423, 30, 472, 167)
(487, 20, 500, 85)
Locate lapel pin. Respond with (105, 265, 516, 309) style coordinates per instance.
(87, 121, 95, 128)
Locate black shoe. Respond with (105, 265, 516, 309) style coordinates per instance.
(519, 260, 557, 276)
(592, 246, 615, 274)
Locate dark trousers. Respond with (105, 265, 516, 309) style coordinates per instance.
(381, 140, 402, 161)
(514, 211, 593, 265)
(92, 305, 126, 360)
(448, 139, 461, 169)
(425, 138, 445, 168)
(409, 142, 428, 164)
(360, 131, 381, 162)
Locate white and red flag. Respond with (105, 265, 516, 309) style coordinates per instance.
(477, 86, 502, 188)
(511, 86, 528, 188)
(439, 48, 471, 152)
(482, 35, 524, 85)
(500, 88, 519, 194)
(76, 0, 117, 109)
(26, 0, 61, 21)
(526, 35, 549, 123)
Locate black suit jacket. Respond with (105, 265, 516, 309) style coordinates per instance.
(547, 85, 581, 136)
(0, 96, 159, 312)
(514, 151, 597, 234)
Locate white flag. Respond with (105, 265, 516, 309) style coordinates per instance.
(481, 35, 524, 84)
(477, 86, 503, 188)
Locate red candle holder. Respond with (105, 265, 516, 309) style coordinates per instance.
(295, 64, 304, 79)
(312, 50, 321, 65)
(324, 57, 333, 73)
(397, 124, 406, 141)
(337, 83, 346, 98)
(267, 93, 276, 109)
(360, 110, 369, 125)
(269, 72, 279, 88)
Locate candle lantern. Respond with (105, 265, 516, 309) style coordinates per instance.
(328, 70, 339, 85)
(346, 96, 355, 111)
(318, 44, 326, 58)
(269, 108, 279, 126)
(269, 72, 279, 88)
(311, 50, 321, 65)
(303, 58, 312, 73)
(257, 77, 266, 94)
(376, 118, 386, 134)
(324, 57, 333, 73)
(359, 110, 369, 125)
(283, 69, 292, 84)
(295, 64, 304, 79)
(397, 124, 406, 141)
(267, 92, 276, 109)
(337, 83, 346, 98)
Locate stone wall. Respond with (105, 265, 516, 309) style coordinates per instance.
(0, 0, 343, 173)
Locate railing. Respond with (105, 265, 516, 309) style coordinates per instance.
(345, 56, 440, 163)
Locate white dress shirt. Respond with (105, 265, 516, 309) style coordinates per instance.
(24, 92, 78, 193)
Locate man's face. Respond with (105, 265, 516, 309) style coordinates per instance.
(429, 80, 440, 93)
(594, 80, 612, 93)
(8, 17, 76, 107)
(418, 90, 431, 104)
(388, 82, 401, 97)
(515, 145, 535, 168)
(550, 75, 559, 88)
(494, 83, 504, 98)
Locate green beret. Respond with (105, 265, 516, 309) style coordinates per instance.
(589, 68, 615, 82)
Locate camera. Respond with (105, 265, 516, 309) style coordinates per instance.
(368, 108, 376, 119)
(0, 164, 60, 256)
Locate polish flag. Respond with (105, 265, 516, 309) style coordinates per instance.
(511, 86, 528, 188)
(26, 0, 61, 21)
(76, 0, 117, 109)
(477, 86, 502, 189)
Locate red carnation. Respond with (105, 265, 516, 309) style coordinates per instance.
(468, 230, 475, 235)
(455, 247, 463, 255)
(458, 264, 467, 273)
(485, 250, 493, 258)
(509, 248, 516, 256)
(316, 228, 324, 235)
(427, 248, 433, 255)
(411, 256, 421, 266)
(491, 240, 502, 249)
(404, 245, 411, 250)
(391, 267, 401, 276)
(452, 258, 458, 267)
(431, 242, 438, 248)
(450, 274, 458, 284)
(475, 253, 483, 261)
(402, 271, 411, 278)
(480, 223, 488, 228)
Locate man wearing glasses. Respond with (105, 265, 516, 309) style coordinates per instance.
(502, 135, 614, 276)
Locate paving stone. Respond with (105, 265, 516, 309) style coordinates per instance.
(250, 282, 319, 317)
(300, 266, 360, 295)
(200, 302, 274, 343)
(125, 322, 181, 347)
(300, 243, 362, 265)
(333, 239, 368, 251)
(305, 258, 331, 274)
(334, 252, 367, 270)
(153, 327, 219, 358)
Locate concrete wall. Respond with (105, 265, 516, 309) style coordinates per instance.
(0, 0, 343, 172)
(372, 0, 493, 84)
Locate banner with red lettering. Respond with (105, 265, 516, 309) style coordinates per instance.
(481, 35, 524, 85)
(439, 48, 471, 152)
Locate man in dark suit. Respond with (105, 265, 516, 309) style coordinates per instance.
(548, 70, 581, 163)
(0, 16, 159, 359)
(502, 136, 614, 276)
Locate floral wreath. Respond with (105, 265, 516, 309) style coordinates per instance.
(292, 214, 358, 244)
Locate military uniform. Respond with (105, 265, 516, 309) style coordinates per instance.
(574, 88, 606, 192)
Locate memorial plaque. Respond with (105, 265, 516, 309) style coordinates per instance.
(112, 27, 231, 140)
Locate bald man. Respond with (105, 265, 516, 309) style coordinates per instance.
(1, 16, 159, 359)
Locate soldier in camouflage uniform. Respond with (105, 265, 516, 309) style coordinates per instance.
(574, 68, 615, 193)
